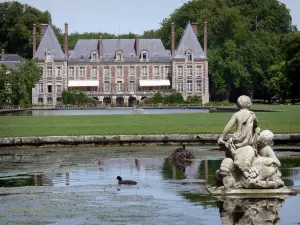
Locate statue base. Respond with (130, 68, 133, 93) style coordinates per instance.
(207, 186, 296, 197)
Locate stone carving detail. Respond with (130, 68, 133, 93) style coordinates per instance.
(216, 95, 284, 189)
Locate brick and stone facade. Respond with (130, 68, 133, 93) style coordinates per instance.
(32, 22, 209, 106)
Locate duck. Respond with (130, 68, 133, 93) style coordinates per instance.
(116, 176, 137, 185)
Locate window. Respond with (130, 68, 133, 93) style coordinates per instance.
(142, 66, 147, 76)
(47, 85, 52, 93)
(187, 66, 193, 75)
(104, 81, 110, 92)
(129, 66, 135, 76)
(116, 51, 122, 61)
(117, 66, 122, 77)
(177, 81, 183, 92)
(186, 50, 193, 61)
(38, 98, 43, 104)
(141, 51, 148, 61)
(196, 80, 202, 92)
(56, 98, 62, 103)
(165, 66, 170, 76)
(46, 51, 53, 61)
(187, 80, 193, 92)
(129, 81, 135, 91)
(57, 85, 62, 93)
(80, 66, 85, 77)
(116, 81, 122, 92)
(47, 97, 52, 105)
(38, 83, 43, 93)
(104, 66, 109, 76)
(69, 67, 74, 77)
(92, 66, 97, 77)
(196, 65, 202, 76)
(91, 51, 98, 61)
(177, 65, 183, 76)
(154, 66, 160, 77)
(56, 66, 61, 76)
(47, 66, 52, 77)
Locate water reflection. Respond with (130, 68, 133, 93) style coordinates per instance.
(0, 153, 299, 224)
(1, 108, 210, 116)
(217, 198, 284, 225)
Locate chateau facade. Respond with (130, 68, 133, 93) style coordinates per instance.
(32, 22, 209, 106)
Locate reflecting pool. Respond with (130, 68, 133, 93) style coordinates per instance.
(0, 147, 299, 224)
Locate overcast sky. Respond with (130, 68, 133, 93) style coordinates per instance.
(3, 0, 300, 34)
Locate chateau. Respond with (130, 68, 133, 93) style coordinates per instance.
(32, 22, 209, 106)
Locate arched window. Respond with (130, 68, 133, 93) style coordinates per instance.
(185, 49, 193, 61)
(45, 50, 53, 61)
(91, 50, 98, 61)
(115, 50, 123, 61)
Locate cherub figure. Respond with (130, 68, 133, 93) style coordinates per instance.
(257, 130, 281, 167)
(218, 95, 260, 159)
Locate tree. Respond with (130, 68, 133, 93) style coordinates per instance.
(0, 1, 51, 58)
(282, 32, 300, 101)
(266, 61, 291, 102)
(156, 0, 293, 101)
(0, 59, 41, 105)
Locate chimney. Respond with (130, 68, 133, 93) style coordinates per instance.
(191, 22, 198, 36)
(135, 35, 140, 57)
(1, 49, 5, 61)
(32, 24, 37, 57)
(64, 23, 69, 57)
(204, 22, 208, 57)
(99, 36, 103, 57)
(171, 23, 175, 56)
(40, 24, 48, 40)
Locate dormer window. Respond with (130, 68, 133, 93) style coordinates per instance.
(91, 51, 98, 61)
(140, 50, 148, 61)
(186, 49, 193, 61)
(115, 50, 123, 62)
(45, 50, 53, 62)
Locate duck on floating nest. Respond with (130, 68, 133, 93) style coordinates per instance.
(170, 144, 195, 169)
(116, 176, 137, 185)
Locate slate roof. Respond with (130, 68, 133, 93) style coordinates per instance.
(0, 54, 22, 69)
(69, 39, 171, 63)
(34, 25, 67, 61)
(174, 22, 206, 60)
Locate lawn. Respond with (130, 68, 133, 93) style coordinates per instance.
(0, 104, 300, 137)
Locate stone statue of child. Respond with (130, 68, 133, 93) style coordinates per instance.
(257, 130, 281, 167)
(218, 95, 260, 159)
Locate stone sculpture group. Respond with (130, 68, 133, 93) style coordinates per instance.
(216, 95, 284, 189)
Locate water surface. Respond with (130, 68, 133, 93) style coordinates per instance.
(0, 147, 299, 224)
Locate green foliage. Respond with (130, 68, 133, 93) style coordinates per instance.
(185, 95, 202, 104)
(0, 59, 41, 105)
(162, 92, 184, 104)
(144, 92, 163, 104)
(62, 90, 96, 106)
(156, 0, 293, 100)
(0, 1, 51, 58)
(143, 91, 184, 104)
(266, 61, 291, 101)
(282, 32, 300, 100)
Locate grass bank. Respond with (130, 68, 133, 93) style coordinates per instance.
(0, 104, 300, 137)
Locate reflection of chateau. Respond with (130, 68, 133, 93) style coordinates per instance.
(31, 22, 209, 106)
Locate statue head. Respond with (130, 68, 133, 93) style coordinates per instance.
(237, 95, 252, 109)
(258, 130, 274, 147)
